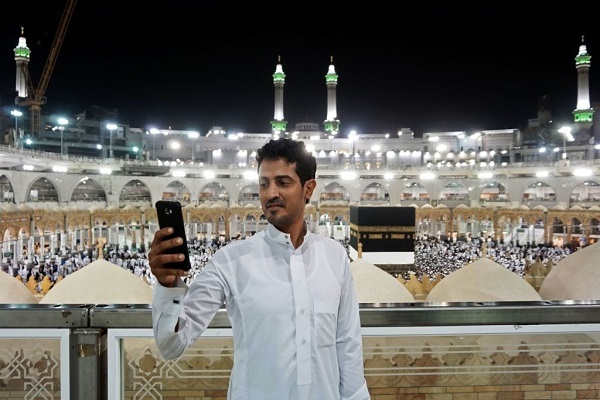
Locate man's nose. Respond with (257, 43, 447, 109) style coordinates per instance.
(266, 183, 279, 198)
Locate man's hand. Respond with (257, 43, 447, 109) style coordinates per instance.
(148, 227, 189, 287)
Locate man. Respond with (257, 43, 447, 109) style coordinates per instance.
(149, 137, 370, 399)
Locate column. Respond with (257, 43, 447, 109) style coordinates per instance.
(28, 236, 34, 259)
(17, 237, 23, 260)
(61, 232, 67, 254)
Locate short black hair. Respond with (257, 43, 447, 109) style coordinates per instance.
(256, 137, 317, 186)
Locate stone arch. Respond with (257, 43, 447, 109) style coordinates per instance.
(480, 181, 510, 203)
(118, 179, 152, 205)
(163, 180, 191, 205)
(0, 174, 15, 203)
(198, 182, 229, 205)
(238, 183, 259, 206)
(570, 180, 600, 206)
(317, 210, 350, 240)
(319, 182, 350, 203)
(17, 226, 31, 240)
(402, 181, 429, 201)
(70, 177, 107, 203)
(416, 204, 451, 238)
(439, 182, 469, 201)
(27, 176, 60, 203)
(522, 181, 556, 202)
(2, 226, 18, 244)
(360, 182, 390, 205)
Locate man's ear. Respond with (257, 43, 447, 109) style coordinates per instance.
(305, 179, 316, 200)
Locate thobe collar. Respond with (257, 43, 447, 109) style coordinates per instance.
(266, 223, 309, 250)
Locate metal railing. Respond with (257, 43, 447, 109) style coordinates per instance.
(2, 301, 600, 399)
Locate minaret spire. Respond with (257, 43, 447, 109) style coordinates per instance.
(270, 55, 287, 137)
(323, 56, 340, 136)
(573, 35, 594, 126)
(14, 27, 31, 99)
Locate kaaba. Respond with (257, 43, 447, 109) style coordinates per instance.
(348, 205, 416, 266)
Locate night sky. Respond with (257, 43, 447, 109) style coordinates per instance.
(1, 3, 598, 137)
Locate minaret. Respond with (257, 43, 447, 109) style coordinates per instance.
(271, 56, 287, 136)
(14, 26, 31, 99)
(323, 57, 340, 135)
(573, 35, 594, 126)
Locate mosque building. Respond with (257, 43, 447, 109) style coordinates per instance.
(2, 29, 600, 400)
(1, 32, 600, 265)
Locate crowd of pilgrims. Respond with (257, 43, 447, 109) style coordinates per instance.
(408, 235, 573, 281)
(5, 235, 576, 293)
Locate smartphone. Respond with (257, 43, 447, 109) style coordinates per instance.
(155, 200, 192, 271)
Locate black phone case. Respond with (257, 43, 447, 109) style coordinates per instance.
(155, 200, 192, 271)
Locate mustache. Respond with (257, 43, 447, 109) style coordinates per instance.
(266, 199, 285, 207)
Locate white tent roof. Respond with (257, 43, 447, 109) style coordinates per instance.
(40, 259, 153, 304)
(426, 257, 542, 302)
(350, 258, 414, 303)
(539, 242, 600, 300)
(0, 270, 39, 304)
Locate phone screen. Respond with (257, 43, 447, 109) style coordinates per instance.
(155, 200, 192, 271)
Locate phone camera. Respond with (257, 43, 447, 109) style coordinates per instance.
(165, 208, 173, 214)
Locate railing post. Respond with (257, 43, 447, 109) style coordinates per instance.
(70, 328, 107, 400)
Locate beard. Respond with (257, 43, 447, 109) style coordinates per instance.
(265, 210, 292, 228)
(263, 199, 298, 230)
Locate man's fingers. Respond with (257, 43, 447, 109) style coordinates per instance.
(148, 229, 188, 286)
(150, 227, 174, 248)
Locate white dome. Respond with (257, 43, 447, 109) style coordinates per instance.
(426, 257, 542, 302)
(539, 242, 600, 300)
(350, 259, 414, 303)
(0, 270, 39, 304)
(40, 259, 152, 304)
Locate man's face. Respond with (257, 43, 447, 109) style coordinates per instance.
(258, 158, 315, 232)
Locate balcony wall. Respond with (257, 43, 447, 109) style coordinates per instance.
(2, 302, 600, 399)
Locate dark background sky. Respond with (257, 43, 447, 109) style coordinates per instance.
(1, 3, 598, 137)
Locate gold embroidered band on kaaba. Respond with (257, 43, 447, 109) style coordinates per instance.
(349, 224, 415, 233)
(349, 224, 416, 240)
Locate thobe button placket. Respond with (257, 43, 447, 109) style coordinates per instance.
(290, 246, 311, 385)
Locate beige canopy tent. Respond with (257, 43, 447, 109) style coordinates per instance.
(426, 257, 542, 302)
(350, 258, 414, 303)
(539, 242, 600, 300)
(39, 259, 152, 304)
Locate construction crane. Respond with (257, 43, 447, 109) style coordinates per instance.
(15, 0, 77, 138)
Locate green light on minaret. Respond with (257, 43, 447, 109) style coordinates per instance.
(573, 35, 594, 125)
(14, 46, 30, 58)
(273, 56, 285, 83)
(271, 55, 286, 134)
(575, 38, 591, 66)
(324, 120, 340, 134)
(575, 54, 592, 65)
(573, 110, 594, 123)
(325, 61, 338, 83)
(324, 57, 340, 134)
(273, 71, 285, 82)
(271, 120, 287, 132)
(14, 27, 31, 59)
